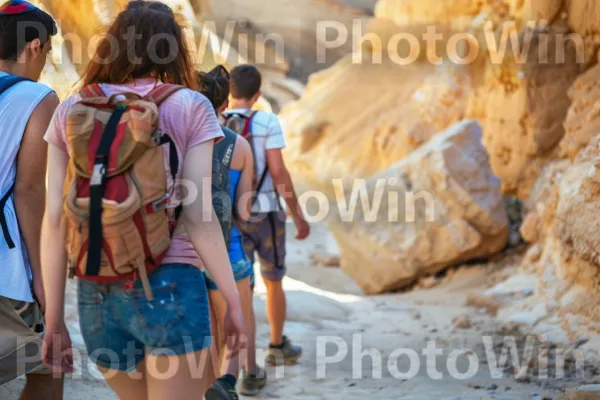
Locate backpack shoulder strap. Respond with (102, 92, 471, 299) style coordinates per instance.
(0, 75, 30, 249)
(80, 83, 105, 99)
(220, 128, 238, 170)
(241, 110, 258, 137)
(0, 74, 29, 99)
(144, 84, 185, 106)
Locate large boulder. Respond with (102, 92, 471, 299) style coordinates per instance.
(280, 57, 473, 197)
(329, 120, 509, 294)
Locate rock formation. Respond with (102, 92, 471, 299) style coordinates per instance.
(329, 120, 508, 294)
(474, 26, 581, 198)
(34, 0, 306, 110)
(200, 0, 375, 80)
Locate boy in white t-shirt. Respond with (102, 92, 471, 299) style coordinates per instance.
(223, 65, 310, 372)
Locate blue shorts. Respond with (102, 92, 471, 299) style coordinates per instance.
(205, 258, 253, 291)
(78, 264, 211, 372)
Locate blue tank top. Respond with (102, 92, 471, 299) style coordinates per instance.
(228, 169, 245, 263)
(0, 72, 53, 302)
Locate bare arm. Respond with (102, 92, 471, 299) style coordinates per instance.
(267, 148, 301, 219)
(41, 144, 69, 329)
(182, 141, 241, 307)
(16, 93, 59, 309)
(233, 136, 254, 222)
(266, 148, 310, 240)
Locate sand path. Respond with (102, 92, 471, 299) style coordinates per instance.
(1, 223, 576, 399)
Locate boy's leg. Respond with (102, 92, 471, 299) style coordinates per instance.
(256, 210, 302, 366)
(255, 210, 287, 345)
(263, 278, 286, 346)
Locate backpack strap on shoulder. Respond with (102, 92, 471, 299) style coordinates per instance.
(241, 110, 258, 139)
(0, 75, 29, 99)
(80, 83, 105, 99)
(0, 183, 16, 249)
(144, 84, 185, 106)
(0, 75, 29, 249)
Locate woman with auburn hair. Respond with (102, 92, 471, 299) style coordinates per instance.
(40, 2, 245, 399)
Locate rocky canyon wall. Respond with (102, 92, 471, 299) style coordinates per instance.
(35, 0, 342, 110)
(280, 0, 600, 294)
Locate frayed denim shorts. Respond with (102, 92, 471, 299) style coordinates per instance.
(78, 264, 211, 372)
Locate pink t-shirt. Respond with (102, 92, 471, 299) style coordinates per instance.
(44, 78, 224, 268)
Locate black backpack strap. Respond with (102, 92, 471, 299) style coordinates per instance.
(0, 184, 16, 249)
(86, 105, 128, 276)
(0, 75, 30, 249)
(0, 75, 29, 98)
(158, 134, 182, 223)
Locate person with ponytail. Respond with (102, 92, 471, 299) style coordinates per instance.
(198, 66, 265, 399)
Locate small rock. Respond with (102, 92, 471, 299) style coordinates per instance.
(466, 294, 500, 315)
(525, 243, 542, 262)
(418, 276, 439, 289)
(348, 382, 357, 387)
(310, 253, 321, 265)
(412, 311, 422, 320)
(557, 385, 600, 400)
(514, 370, 530, 383)
(452, 315, 473, 329)
(322, 255, 341, 267)
(486, 383, 498, 390)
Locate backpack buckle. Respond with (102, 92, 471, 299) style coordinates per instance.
(90, 163, 105, 186)
(146, 193, 170, 213)
(151, 130, 162, 146)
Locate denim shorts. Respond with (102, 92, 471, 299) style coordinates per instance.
(204, 257, 253, 291)
(78, 264, 211, 372)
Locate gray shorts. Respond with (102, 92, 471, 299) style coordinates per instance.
(237, 209, 287, 282)
(0, 296, 47, 385)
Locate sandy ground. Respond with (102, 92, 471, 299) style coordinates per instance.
(0, 222, 590, 399)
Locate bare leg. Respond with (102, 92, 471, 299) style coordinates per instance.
(209, 277, 254, 378)
(145, 351, 211, 400)
(19, 373, 64, 400)
(240, 279, 257, 374)
(98, 361, 147, 400)
(263, 278, 286, 346)
(205, 291, 222, 386)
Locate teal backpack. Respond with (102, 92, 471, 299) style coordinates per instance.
(212, 127, 238, 245)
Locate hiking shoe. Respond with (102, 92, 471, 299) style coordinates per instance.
(240, 367, 267, 396)
(205, 376, 239, 400)
(266, 336, 302, 366)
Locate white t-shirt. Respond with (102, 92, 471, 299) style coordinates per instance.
(222, 109, 286, 213)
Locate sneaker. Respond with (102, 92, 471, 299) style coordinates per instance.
(265, 336, 302, 366)
(205, 376, 239, 400)
(240, 367, 267, 396)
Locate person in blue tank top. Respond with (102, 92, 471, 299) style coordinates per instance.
(0, 1, 64, 398)
(198, 66, 266, 399)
